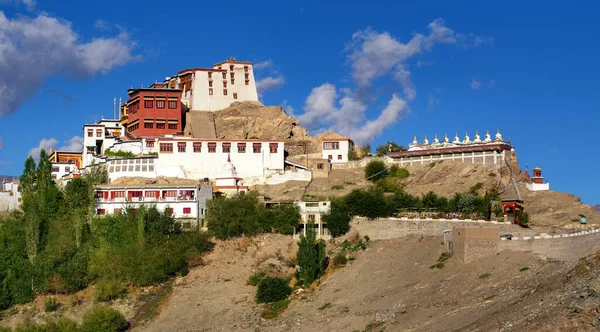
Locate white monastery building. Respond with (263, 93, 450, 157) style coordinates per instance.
(94, 184, 212, 230)
(164, 57, 259, 111)
(321, 135, 355, 164)
(0, 179, 21, 213)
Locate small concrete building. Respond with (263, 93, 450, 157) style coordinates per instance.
(321, 135, 355, 164)
(0, 179, 21, 213)
(295, 201, 331, 239)
(452, 226, 499, 263)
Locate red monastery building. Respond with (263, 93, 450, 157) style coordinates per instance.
(123, 85, 184, 138)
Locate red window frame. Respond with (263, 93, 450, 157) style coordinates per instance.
(160, 143, 173, 153)
(146, 140, 155, 148)
(269, 143, 278, 153)
(222, 143, 231, 153)
(156, 100, 165, 109)
(144, 100, 153, 108)
(168, 100, 178, 109)
(193, 142, 202, 153)
(183, 207, 191, 214)
(237, 143, 246, 153)
(253, 143, 261, 153)
(177, 142, 186, 153)
(208, 143, 216, 153)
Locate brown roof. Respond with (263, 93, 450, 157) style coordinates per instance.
(387, 143, 512, 158)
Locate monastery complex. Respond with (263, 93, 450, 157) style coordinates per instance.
(0, 57, 550, 235)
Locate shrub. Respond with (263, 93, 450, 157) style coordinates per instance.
(516, 211, 530, 225)
(80, 306, 129, 332)
(94, 279, 127, 302)
(365, 160, 388, 182)
(388, 165, 409, 179)
(323, 197, 352, 237)
(332, 254, 347, 267)
(247, 270, 267, 286)
(256, 277, 292, 303)
(296, 226, 328, 286)
(331, 185, 344, 190)
(261, 299, 290, 319)
(44, 297, 60, 312)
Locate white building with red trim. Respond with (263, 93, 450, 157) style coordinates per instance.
(94, 184, 212, 230)
(321, 135, 355, 163)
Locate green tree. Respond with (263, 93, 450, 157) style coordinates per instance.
(323, 197, 351, 237)
(365, 160, 388, 182)
(206, 193, 263, 239)
(421, 191, 439, 210)
(388, 165, 410, 179)
(80, 306, 129, 332)
(375, 141, 407, 156)
(456, 193, 477, 214)
(347, 148, 360, 161)
(296, 226, 327, 286)
(359, 144, 371, 157)
(64, 178, 91, 248)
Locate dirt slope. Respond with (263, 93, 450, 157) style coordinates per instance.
(138, 234, 600, 331)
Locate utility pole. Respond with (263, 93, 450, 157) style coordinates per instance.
(113, 97, 117, 120)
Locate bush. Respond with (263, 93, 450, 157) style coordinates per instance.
(365, 160, 388, 182)
(80, 306, 129, 332)
(95, 279, 126, 302)
(516, 211, 530, 225)
(388, 165, 409, 179)
(256, 277, 292, 303)
(13, 318, 78, 332)
(323, 197, 351, 237)
(247, 270, 267, 286)
(332, 254, 347, 267)
(44, 297, 60, 312)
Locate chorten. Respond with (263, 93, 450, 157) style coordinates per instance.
(473, 130, 481, 143)
(483, 130, 492, 142)
(463, 132, 471, 144)
(443, 133, 450, 144)
(453, 132, 460, 144)
(495, 128, 503, 141)
(433, 134, 439, 144)
(423, 135, 429, 145)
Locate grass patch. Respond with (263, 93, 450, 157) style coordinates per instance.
(478, 273, 491, 279)
(318, 303, 332, 311)
(344, 181, 356, 185)
(483, 295, 496, 301)
(129, 282, 173, 328)
(261, 299, 289, 319)
(364, 321, 385, 331)
(430, 252, 452, 270)
(519, 267, 529, 272)
(399, 310, 408, 315)
(104, 149, 136, 158)
(333, 254, 348, 267)
(44, 297, 60, 312)
(331, 185, 345, 190)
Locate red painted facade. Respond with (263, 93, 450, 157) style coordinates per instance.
(532, 167, 543, 184)
(126, 88, 184, 138)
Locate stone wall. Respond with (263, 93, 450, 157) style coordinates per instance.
(391, 150, 503, 167)
(499, 231, 600, 263)
(452, 226, 499, 263)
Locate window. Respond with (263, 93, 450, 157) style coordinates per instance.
(269, 143, 278, 153)
(160, 143, 173, 153)
(208, 143, 216, 153)
(177, 142, 186, 152)
(165, 208, 173, 215)
(323, 142, 340, 150)
(193, 142, 202, 153)
(87, 129, 93, 137)
(65, 167, 70, 173)
(223, 89, 228, 95)
(317, 163, 324, 170)
(230, 72, 235, 79)
(209, 88, 213, 95)
(253, 143, 261, 153)
(145, 191, 159, 198)
(244, 66, 248, 72)
(222, 142, 231, 153)
(96, 129, 102, 137)
(233, 93, 238, 99)
(156, 123, 165, 129)
(328, 155, 332, 160)
(146, 140, 155, 148)
(231, 79, 235, 85)
(338, 155, 342, 160)
(164, 190, 177, 197)
(222, 72, 226, 79)
(168, 123, 178, 129)
(208, 81, 213, 87)
(237, 143, 246, 153)
(168, 100, 178, 109)
(111, 191, 125, 199)
(144, 122, 153, 129)
(223, 81, 227, 88)
(156, 100, 165, 108)
(208, 72, 212, 79)
(144, 100, 153, 108)
(183, 207, 191, 214)
(52, 166, 59, 172)
(229, 65, 234, 71)
(97, 209, 106, 215)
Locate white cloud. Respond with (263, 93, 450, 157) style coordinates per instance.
(427, 93, 440, 110)
(416, 60, 435, 68)
(28, 136, 83, 159)
(0, 12, 138, 116)
(297, 19, 478, 144)
(281, 100, 295, 116)
(0, 137, 4, 150)
(256, 76, 285, 97)
(471, 77, 481, 90)
(489, 79, 496, 88)
(253, 60, 273, 70)
(94, 19, 112, 31)
(474, 35, 494, 47)
(0, 160, 13, 166)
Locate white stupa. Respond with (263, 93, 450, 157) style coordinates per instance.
(483, 130, 492, 142)
(443, 133, 450, 144)
(453, 132, 460, 144)
(473, 130, 481, 143)
(463, 132, 471, 144)
(423, 135, 429, 145)
(495, 128, 503, 141)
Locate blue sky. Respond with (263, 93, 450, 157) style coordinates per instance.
(0, 0, 598, 204)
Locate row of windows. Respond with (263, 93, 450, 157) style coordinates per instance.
(158, 142, 279, 154)
(323, 142, 340, 150)
(128, 99, 178, 114)
(128, 123, 140, 132)
(109, 158, 154, 165)
(87, 129, 103, 137)
(109, 165, 155, 173)
(327, 155, 344, 160)
(51, 166, 71, 173)
(97, 207, 192, 215)
(143, 122, 178, 130)
(208, 89, 238, 99)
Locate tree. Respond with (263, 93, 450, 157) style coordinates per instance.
(456, 193, 477, 214)
(206, 193, 263, 239)
(375, 141, 407, 156)
(323, 197, 351, 237)
(421, 191, 439, 210)
(296, 226, 327, 286)
(64, 178, 91, 248)
(347, 148, 360, 161)
(364, 160, 388, 182)
(359, 144, 371, 157)
(388, 165, 410, 179)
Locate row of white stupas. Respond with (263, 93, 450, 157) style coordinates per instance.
(407, 129, 507, 152)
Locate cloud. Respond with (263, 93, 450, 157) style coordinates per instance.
(281, 100, 295, 116)
(48, 89, 77, 103)
(0, 12, 139, 117)
(256, 76, 285, 97)
(474, 35, 494, 47)
(28, 136, 83, 159)
(471, 77, 481, 90)
(427, 93, 440, 110)
(489, 79, 496, 88)
(94, 19, 112, 31)
(253, 60, 273, 70)
(0, 137, 4, 150)
(0, 160, 13, 166)
(416, 60, 435, 68)
(297, 19, 479, 144)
